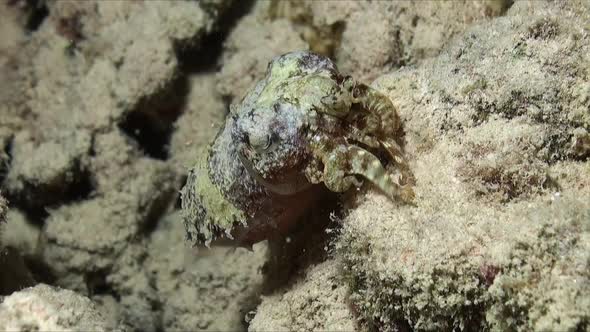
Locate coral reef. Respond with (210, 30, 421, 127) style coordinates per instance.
(0, 284, 117, 331)
(216, 0, 505, 103)
(333, 0, 511, 82)
(0, 0, 588, 331)
(168, 74, 225, 174)
(147, 212, 266, 331)
(334, 1, 590, 330)
(249, 260, 356, 332)
(216, 1, 308, 103)
(0, 0, 257, 330)
(1, 209, 39, 259)
(0, 195, 38, 296)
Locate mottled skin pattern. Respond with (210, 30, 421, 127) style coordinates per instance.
(181, 51, 414, 247)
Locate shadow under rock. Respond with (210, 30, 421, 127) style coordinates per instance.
(0, 246, 36, 296)
(118, 76, 190, 161)
(261, 192, 342, 294)
(20, 0, 49, 32)
(177, 0, 256, 73)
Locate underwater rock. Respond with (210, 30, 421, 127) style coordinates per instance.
(336, 1, 590, 330)
(0, 284, 118, 331)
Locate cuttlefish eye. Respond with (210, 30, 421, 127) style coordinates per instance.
(244, 132, 272, 152)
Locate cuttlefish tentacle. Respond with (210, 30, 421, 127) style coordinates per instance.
(380, 139, 406, 165)
(346, 126, 380, 148)
(354, 83, 401, 135)
(322, 145, 415, 202)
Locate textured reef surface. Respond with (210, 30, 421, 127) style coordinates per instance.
(0, 0, 588, 331)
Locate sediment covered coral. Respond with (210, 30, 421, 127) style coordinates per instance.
(249, 260, 356, 332)
(0, 0, 588, 331)
(0, 284, 118, 331)
(0, 194, 38, 296)
(169, 74, 225, 174)
(147, 212, 266, 331)
(217, 0, 505, 103)
(0, 0, 245, 331)
(216, 1, 308, 103)
(335, 1, 590, 330)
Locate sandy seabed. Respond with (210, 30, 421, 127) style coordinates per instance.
(0, 1, 589, 331)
